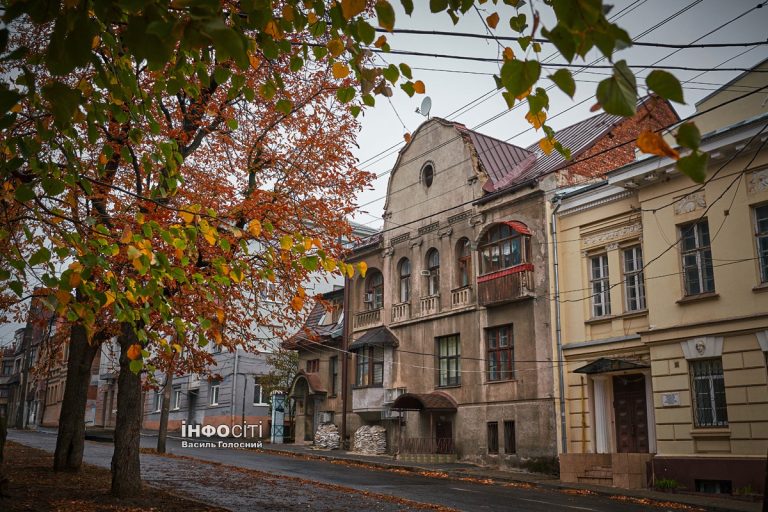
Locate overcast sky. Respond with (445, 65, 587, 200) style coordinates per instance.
(349, 0, 768, 229)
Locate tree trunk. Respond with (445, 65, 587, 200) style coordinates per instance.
(110, 323, 143, 497)
(54, 324, 99, 472)
(157, 366, 174, 454)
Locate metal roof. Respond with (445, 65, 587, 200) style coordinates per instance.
(391, 392, 457, 412)
(348, 326, 399, 350)
(455, 125, 536, 191)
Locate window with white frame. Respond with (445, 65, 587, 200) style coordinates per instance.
(209, 382, 220, 406)
(437, 334, 461, 387)
(153, 390, 162, 412)
(172, 386, 181, 410)
(690, 359, 728, 427)
(680, 220, 714, 296)
(755, 204, 768, 283)
(365, 271, 384, 310)
(590, 254, 611, 317)
(623, 245, 646, 311)
(253, 377, 266, 405)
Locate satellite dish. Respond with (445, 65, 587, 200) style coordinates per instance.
(416, 96, 432, 118)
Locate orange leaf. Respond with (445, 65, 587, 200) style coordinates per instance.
(249, 54, 261, 69)
(264, 20, 283, 39)
(486, 12, 500, 29)
(248, 219, 262, 237)
(525, 110, 547, 130)
(126, 344, 142, 361)
(327, 38, 344, 57)
(374, 35, 387, 48)
(413, 80, 425, 94)
(341, 0, 366, 20)
(637, 130, 680, 160)
(538, 137, 556, 155)
(503, 47, 515, 61)
(403, 132, 412, 144)
(290, 295, 304, 311)
(332, 62, 350, 79)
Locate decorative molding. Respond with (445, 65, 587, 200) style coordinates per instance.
(469, 213, 486, 226)
(448, 210, 471, 225)
(757, 330, 768, 352)
(382, 246, 394, 258)
(418, 222, 440, 236)
(389, 232, 410, 247)
(438, 227, 453, 239)
(582, 223, 642, 248)
(674, 191, 706, 215)
(558, 190, 633, 217)
(746, 168, 768, 194)
(408, 237, 423, 249)
(680, 336, 724, 360)
(605, 242, 619, 251)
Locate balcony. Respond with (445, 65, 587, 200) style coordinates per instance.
(477, 264, 535, 307)
(391, 302, 411, 323)
(354, 308, 382, 330)
(352, 386, 386, 413)
(420, 295, 440, 316)
(450, 286, 473, 308)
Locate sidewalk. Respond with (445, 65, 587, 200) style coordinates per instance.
(261, 442, 762, 512)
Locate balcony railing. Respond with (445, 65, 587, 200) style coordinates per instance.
(354, 308, 382, 330)
(450, 286, 473, 308)
(391, 302, 411, 323)
(420, 295, 440, 316)
(399, 437, 455, 455)
(477, 264, 534, 306)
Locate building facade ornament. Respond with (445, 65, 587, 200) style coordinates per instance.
(746, 168, 768, 194)
(582, 223, 642, 248)
(438, 227, 453, 239)
(680, 336, 724, 360)
(674, 191, 706, 215)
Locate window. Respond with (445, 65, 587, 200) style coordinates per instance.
(421, 162, 434, 188)
(355, 346, 384, 387)
(487, 422, 499, 453)
(590, 254, 611, 317)
(690, 359, 728, 427)
(172, 386, 181, 410)
(755, 204, 768, 283)
(253, 377, 265, 405)
(153, 390, 162, 412)
(457, 238, 471, 288)
(329, 356, 338, 396)
(437, 335, 461, 387)
(487, 325, 514, 381)
(680, 220, 714, 296)
(479, 223, 530, 275)
(504, 420, 516, 454)
(365, 271, 384, 310)
(398, 258, 411, 303)
(426, 249, 440, 296)
(623, 245, 646, 311)
(209, 383, 220, 406)
(307, 359, 320, 373)
(2, 361, 12, 376)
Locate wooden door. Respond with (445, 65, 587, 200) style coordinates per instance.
(612, 374, 649, 453)
(435, 416, 453, 454)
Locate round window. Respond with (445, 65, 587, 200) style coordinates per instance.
(422, 163, 434, 188)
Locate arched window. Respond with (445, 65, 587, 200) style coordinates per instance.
(426, 249, 440, 296)
(457, 238, 472, 288)
(479, 223, 531, 275)
(398, 258, 411, 303)
(365, 271, 384, 310)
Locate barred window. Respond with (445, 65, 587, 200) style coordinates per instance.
(755, 204, 768, 283)
(680, 220, 714, 296)
(690, 359, 728, 428)
(623, 245, 646, 311)
(504, 420, 516, 454)
(437, 334, 461, 387)
(487, 422, 499, 454)
(590, 254, 611, 317)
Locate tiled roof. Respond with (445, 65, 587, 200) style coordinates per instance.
(348, 326, 399, 350)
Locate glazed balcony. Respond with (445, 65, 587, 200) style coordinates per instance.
(477, 264, 535, 307)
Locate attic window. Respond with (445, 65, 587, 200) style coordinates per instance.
(421, 163, 434, 188)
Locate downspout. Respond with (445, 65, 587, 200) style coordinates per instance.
(550, 196, 567, 454)
(230, 348, 239, 428)
(340, 274, 350, 450)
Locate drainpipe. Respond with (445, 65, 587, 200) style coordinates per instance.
(340, 274, 350, 450)
(230, 348, 239, 428)
(550, 197, 567, 454)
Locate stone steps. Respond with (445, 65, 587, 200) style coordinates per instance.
(577, 464, 614, 486)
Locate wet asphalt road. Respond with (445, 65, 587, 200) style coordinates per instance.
(9, 430, 675, 512)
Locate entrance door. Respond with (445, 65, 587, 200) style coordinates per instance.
(435, 416, 453, 454)
(612, 374, 649, 453)
(304, 394, 314, 441)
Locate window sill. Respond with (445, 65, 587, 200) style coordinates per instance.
(352, 384, 384, 390)
(485, 378, 517, 385)
(676, 292, 720, 305)
(619, 309, 648, 319)
(436, 384, 461, 389)
(752, 282, 768, 293)
(690, 427, 730, 438)
(585, 315, 614, 325)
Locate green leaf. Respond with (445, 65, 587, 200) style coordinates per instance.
(375, 1, 396, 31)
(356, 20, 376, 45)
(0, 87, 21, 115)
(676, 122, 701, 151)
(509, 13, 527, 32)
(399, 63, 413, 80)
(430, 0, 448, 12)
(548, 69, 575, 98)
(129, 359, 144, 374)
(677, 151, 709, 183)
(29, 247, 51, 266)
(42, 82, 82, 127)
(500, 59, 540, 97)
(382, 64, 399, 84)
(646, 70, 685, 104)
(336, 87, 355, 103)
(276, 99, 292, 114)
(501, 91, 515, 109)
(400, 0, 415, 14)
(595, 60, 637, 117)
(400, 81, 415, 97)
(350, 105, 361, 118)
(300, 255, 319, 271)
(9, 280, 23, 297)
(14, 183, 35, 202)
(541, 25, 575, 62)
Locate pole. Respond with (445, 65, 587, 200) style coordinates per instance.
(550, 197, 568, 454)
(230, 348, 239, 428)
(341, 274, 350, 450)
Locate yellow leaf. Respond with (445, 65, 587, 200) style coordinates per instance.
(413, 80, 425, 94)
(312, 237, 322, 249)
(248, 219, 262, 237)
(503, 47, 515, 61)
(486, 12, 500, 29)
(539, 137, 556, 155)
(327, 38, 344, 58)
(55, 290, 72, 307)
(91, 35, 100, 49)
(213, 329, 223, 346)
(180, 210, 194, 224)
(69, 271, 82, 288)
(126, 344, 142, 361)
(303, 238, 313, 251)
(120, 230, 133, 244)
(249, 54, 261, 69)
(231, 268, 243, 283)
(525, 110, 547, 130)
(216, 308, 225, 323)
(341, 0, 366, 20)
(637, 130, 680, 160)
(99, 153, 108, 165)
(346, 263, 355, 278)
(280, 234, 293, 250)
(204, 231, 216, 246)
(103, 290, 115, 309)
(358, 261, 368, 278)
(172, 343, 183, 354)
(10, 104, 22, 113)
(307, 11, 318, 24)
(132, 257, 146, 272)
(290, 295, 304, 312)
(297, 286, 306, 298)
(264, 20, 283, 39)
(374, 35, 387, 48)
(125, 291, 136, 303)
(68, 261, 83, 272)
(332, 62, 350, 79)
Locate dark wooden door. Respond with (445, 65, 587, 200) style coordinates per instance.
(435, 417, 453, 454)
(612, 374, 649, 453)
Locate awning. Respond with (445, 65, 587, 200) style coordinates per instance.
(288, 370, 327, 397)
(392, 392, 457, 412)
(573, 357, 649, 375)
(504, 220, 531, 235)
(349, 326, 399, 351)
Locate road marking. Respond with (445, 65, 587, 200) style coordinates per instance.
(517, 498, 597, 511)
(449, 487, 480, 493)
